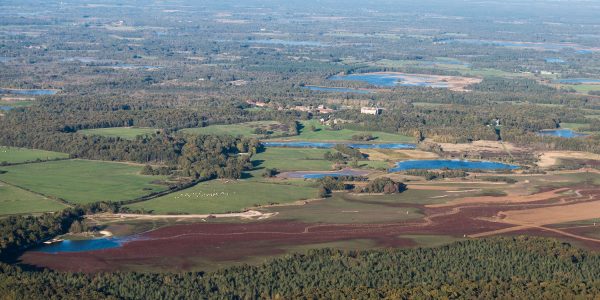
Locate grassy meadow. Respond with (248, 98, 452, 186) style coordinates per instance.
(77, 127, 160, 140)
(126, 179, 318, 214)
(0, 182, 68, 215)
(0, 160, 169, 204)
(0, 146, 69, 164)
(181, 121, 287, 137)
(285, 120, 414, 143)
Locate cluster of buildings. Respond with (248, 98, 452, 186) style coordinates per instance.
(245, 100, 383, 116)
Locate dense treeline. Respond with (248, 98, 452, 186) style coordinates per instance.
(1, 237, 600, 299)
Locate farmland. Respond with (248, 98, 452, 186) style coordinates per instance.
(24, 168, 600, 273)
(181, 121, 288, 137)
(0, 182, 67, 215)
(0, 160, 169, 204)
(285, 120, 415, 143)
(126, 179, 318, 214)
(77, 127, 160, 140)
(0, 146, 69, 164)
(250, 147, 334, 172)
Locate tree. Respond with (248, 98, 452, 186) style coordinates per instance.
(363, 177, 406, 194)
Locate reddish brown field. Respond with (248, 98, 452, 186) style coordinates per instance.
(20, 185, 600, 273)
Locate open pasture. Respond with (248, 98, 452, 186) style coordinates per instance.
(251, 147, 333, 172)
(77, 127, 160, 140)
(181, 121, 288, 137)
(126, 179, 318, 214)
(0, 160, 169, 204)
(23, 171, 600, 272)
(0, 146, 69, 164)
(284, 120, 415, 143)
(0, 182, 68, 215)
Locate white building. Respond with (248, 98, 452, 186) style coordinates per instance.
(360, 107, 383, 115)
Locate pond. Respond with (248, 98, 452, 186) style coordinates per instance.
(62, 57, 98, 63)
(538, 129, 588, 138)
(243, 39, 325, 47)
(35, 237, 127, 254)
(390, 159, 518, 172)
(0, 89, 58, 95)
(545, 58, 565, 63)
(112, 64, 162, 70)
(303, 86, 372, 94)
(330, 73, 449, 88)
(263, 141, 416, 149)
(554, 78, 600, 84)
(281, 169, 369, 179)
(444, 39, 595, 52)
(0, 106, 13, 111)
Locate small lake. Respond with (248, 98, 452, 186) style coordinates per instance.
(62, 57, 98, 63)
(330, 73, 449, 88)
(538, 129, 588, 138)
(0, 106, 13, 111)
(281, 169, 369, 179)
(390, 159, 518, 172)
(554, 78, 600, 84)
(303, 86, 372, 94)
(112, 64, 162, 70)
(545, 58, 565, 63)
(0, 89, 58, 95)
(263, 141, 416, 149)
(244, 39, 325, 47)
(445, 39, 594, 52)
(35, 237, 126, 254)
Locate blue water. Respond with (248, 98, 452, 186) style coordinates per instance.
(545, 58, 565, 63)
(446, 39, 568, 51)
(0, 106, 13, 111)
(36, 238, 126, 254)
(330, 73, 449, 88)
(0, 89, 57, 95)
(390, 159, 518, 172)
(244, 39, 325, 47)
(283, 169, 367, 179)
(554, 78, 600, 84)
(263, 141, 416, 149)
(538, 129, 588, 138)
(113, 64, 162, 70)
(62, 57, 97, 63)
(303, 86, 372, 94)
(303, 171, 362, 179)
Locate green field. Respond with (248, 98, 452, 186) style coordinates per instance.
(0, 160, 169, 204)
(77, 127, 160, 140)
(0, 182, 68, 215)
(252, 148, 334, 172)
(0, 100, 35, 108)
(181, 121, 286, 137)
(126, 179, 318, 214)
(560, 122, 588, 131)
(269, 192, 424, 224)
(565, 84, 600, 94)
(0, 146, 69, 164)
(354, 58, 524, 79)
(283, 120, 414, 143)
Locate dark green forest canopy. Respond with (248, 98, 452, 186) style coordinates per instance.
(1, 237, 600, 299)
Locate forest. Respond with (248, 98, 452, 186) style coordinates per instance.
(1, 234, 599, 299)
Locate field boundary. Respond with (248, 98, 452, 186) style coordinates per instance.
(0, 179, 72, 207)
